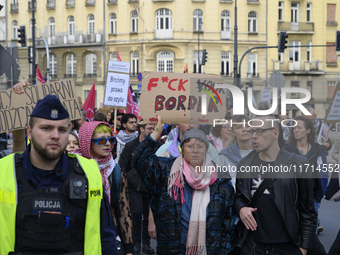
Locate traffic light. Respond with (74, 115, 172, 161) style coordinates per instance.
(336, 30, 340, 52)
(18, 26, 26, 48)
(278, 31, 288, 53)
(201, 49, 208, 65)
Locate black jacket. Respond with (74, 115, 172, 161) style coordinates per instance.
(118, 137, 146, 192)
(234, 148, 317, 250)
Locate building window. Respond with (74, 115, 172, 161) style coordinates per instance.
(193, 51, 203, 74)
(247, 52, 257, 77)
(49, 17, 55, 37)
(110, 52, 117, 61)
(278, 2, 284, 21)
(221, 52, 230, 76)
(85, 53, 97, 77)
(156, 8, 173, 39)
(88, 14, 95, 34)
(327, 81, 336, 99)
(291, 81, 300, 98)
(157, 51, 174, 72)
(307, 42, 312, 62)
(131, 10, 138, 33)
(326, 42, 337, 65)
(109, 13, 117, 34)
(49, 54, 57, 78)
(131, 52, 139, 76)
(291, 2, 299, 23)
(68, 16, 74, 36)
(66, 54, 77, 77)
(221, 10, 230, 31)
(307, 81, 312, 98)
(248, 12, 257, 32)
(193, 9, 203, 31)
(327, 4, 336, 23)
(307, 3, 312, 22)
(12, 20, 18, 39)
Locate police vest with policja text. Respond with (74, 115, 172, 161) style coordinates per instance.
(0, 153, 103, 255)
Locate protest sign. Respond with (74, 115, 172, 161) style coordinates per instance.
(0, 79, 82, 133)
(325, 82, 340, 123)
(139, 72, 227, 124)
(108, 60, 130, 74)
(103, 72, 130, 108)
(262, 88, 272, 104)
(317, 122, 330, 145)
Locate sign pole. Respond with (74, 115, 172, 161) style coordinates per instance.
(114, 108, 117, 134)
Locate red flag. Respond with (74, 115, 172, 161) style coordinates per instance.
(183, 63, 188, 73)
(82, 83, 96, 121)
(117, 51, 121, 61)
(36, 65, 46, 85)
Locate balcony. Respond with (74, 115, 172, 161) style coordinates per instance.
(50, 74, 58, 79)
(46, 0, 56, 9)
(10, 3, 18, 13)
(221, 29, 231, 40)
(247, 0, 260, 4)
(85, 0, 95, 6)
(272, 60, 324, 74)
(64, 74, 77, 78)
(107, 0, 117, 4)
(84, 73, 97, 78)
(128, 0, 139, 2)
(278, 22, 314, 34)
(28, 1, 36, 11)
(65, 0, 75, 8)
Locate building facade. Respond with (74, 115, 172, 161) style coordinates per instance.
(3, 0, 340, 123)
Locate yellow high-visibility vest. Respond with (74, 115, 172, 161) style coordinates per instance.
(0, 153, 103, 255)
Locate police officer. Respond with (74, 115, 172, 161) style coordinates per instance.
(0, 94, 118, 255)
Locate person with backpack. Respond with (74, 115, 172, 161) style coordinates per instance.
(74, 121, 134, 255)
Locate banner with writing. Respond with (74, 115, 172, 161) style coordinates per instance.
(0, 79, 82, 133)
(139, 72, 227, 124)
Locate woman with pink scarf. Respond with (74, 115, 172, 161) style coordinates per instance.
(133, 116, 235, 255)
(75, 121, 134, 255)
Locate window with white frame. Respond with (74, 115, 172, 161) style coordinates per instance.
(12, 0, 18, 3)
(157, 51, 174, 72)
(193, 51, 203, 73)
(221, 52, 230, 76)
(66, 54, 77, 76)
(248, 12, 257, 33)
(110, 52, 117, 61)
(110, 13, 117, 34)
(131, 10, 138, 33)
(278, 2, 284, 21)
(307, 3, 312, 22)
(49, 54, 57, 78)
(49, 17, 55, 37)
(88, 14, 95, 34)
(85, 53, 97, 76)
(68, 16, 74, 36)
(131, 52, 139, 76)
(327, 81, 336, 99)
(307, 42, 312, 62)
(221, 10, 230, 31)
(156, 9, 173, 39)
(193, 9, 203, 31)
(12, 20, 18, 39)
(247, 52, 257, 77)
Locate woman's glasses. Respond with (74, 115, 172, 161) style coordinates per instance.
(91, 136, 116, 145)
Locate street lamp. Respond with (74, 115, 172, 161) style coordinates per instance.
(197, 20, 203, 73)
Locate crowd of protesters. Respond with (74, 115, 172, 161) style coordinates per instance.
(0, 80, 340, 255)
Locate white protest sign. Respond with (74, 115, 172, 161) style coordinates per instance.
(262, 88, 272, 104)
(325, 82, 340, 122)
(104, 72, 130, 108)
(108, 60, 130, 74)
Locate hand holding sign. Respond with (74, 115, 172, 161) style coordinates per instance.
(13, 80, 30, 94)
(151, 115, 164, 141)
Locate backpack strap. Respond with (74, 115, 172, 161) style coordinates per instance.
(250, 178, 276, 207)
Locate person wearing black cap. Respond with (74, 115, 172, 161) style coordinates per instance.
(133, 116, 235, 255)
(0, 92, 118, 254)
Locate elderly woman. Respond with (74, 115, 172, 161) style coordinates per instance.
(75, 121, 134, 255)
(133, 116, 235, 255)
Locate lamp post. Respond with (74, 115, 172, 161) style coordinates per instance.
(233, 0, 238, 87)
(197, 19, 203, 73)
(31, 0, 36, 85)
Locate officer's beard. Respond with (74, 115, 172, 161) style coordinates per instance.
(31, 136, 67, 161)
